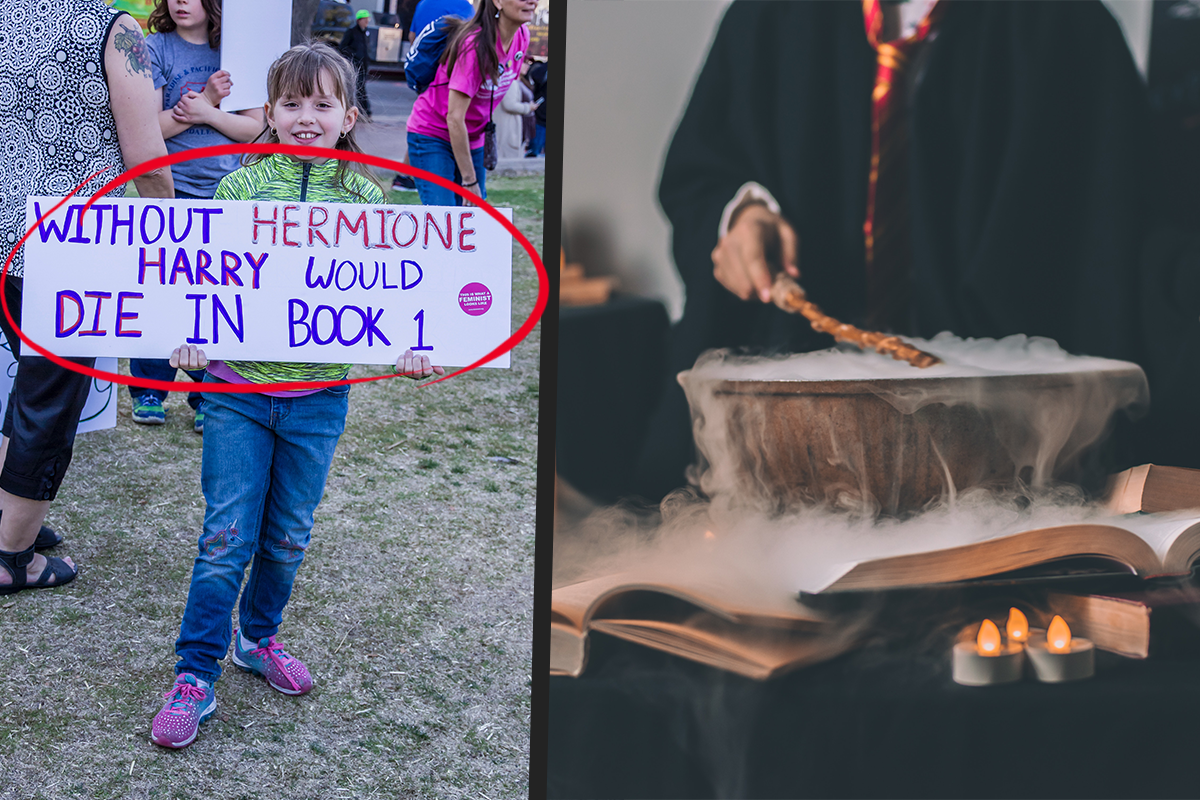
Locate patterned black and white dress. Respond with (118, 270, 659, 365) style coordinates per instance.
(0, 0, 127, 278)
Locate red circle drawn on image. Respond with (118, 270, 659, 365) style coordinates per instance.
(3, 143, 547, 392)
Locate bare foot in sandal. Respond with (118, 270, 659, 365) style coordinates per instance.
(0, 552, 75, 586)
(0, 548, 77, 594)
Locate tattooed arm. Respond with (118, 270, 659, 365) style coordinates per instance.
(104, 19, 173, 198)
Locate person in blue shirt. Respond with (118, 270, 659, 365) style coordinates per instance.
(409, 0, 474, 43)
(392, 0, 475, 192)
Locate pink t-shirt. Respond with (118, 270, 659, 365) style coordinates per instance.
(407, 25, 530, 149)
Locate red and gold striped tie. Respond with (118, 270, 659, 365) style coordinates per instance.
(861, 0, 945, 331)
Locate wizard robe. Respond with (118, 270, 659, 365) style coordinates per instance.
(633, 0, 1195, 501)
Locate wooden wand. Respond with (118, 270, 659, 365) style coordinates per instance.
(769, 273, 941, 368)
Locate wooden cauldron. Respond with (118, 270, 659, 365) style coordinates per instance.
(679, 366, 1147, 516)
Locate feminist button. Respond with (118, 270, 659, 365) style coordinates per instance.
(458, 282, 492, 316)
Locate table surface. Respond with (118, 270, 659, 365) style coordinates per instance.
(547, 611, 1200, 799)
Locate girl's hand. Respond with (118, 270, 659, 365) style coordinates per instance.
(170, 344, 209, 371)
(395, 349, 445, 380)
(172, 90, 216, 125)
(203, 70, 233, 106)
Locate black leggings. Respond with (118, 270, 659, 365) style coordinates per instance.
(0, 276, 94, 501)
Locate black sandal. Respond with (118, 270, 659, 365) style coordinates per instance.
(0, 510, 63, 550)
(0, 545, 77, 596)
(33, 525, 62, 550)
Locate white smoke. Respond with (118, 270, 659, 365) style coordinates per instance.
(556, 334, 1149, 590)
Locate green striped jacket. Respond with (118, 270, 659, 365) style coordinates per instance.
(213, 154, 387, 386)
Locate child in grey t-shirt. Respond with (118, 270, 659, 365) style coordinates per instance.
(131, 0, 266, 430)
(145, 1, 264, 198)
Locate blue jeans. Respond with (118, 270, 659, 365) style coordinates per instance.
(174, 376, 349, 683)
(406, 131, 486, 206)
(129, 188, 209, 409)
(527, 123, 545, 157)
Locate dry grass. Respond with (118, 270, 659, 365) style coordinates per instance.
(0, 175, 543, 800)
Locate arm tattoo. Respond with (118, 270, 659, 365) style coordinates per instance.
(113, 23, 152, 78)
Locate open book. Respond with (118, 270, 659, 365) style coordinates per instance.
(551, 572, 855, 680)
(797, 464, 1200, 594)
(801, 513, 1200, 595)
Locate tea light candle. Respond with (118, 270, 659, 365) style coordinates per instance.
(1025, 616, 1095, 682)
(1005, 607, 1029, 645)
(952, 619, 1025, 686)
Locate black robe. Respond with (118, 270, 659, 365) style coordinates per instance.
(633, 0, 1196, 501)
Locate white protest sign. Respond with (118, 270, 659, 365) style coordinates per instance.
(219, 0, 292, 113)
(0, 337, 116, 434)
(22, 198, 512, 368)
(74, 360, 119, 433)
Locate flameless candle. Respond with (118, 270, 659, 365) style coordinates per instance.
(1006, 607, 1029, 644)
(952, 619, 1025, 686)
(1025, 616, 1095, 682)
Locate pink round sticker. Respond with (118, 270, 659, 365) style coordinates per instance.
(458, 283, 493, 316)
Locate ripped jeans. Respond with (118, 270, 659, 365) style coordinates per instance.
(174, 375, 349, 684)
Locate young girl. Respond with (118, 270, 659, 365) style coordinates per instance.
(150, 42, 443, 750)
(405, 0, 536, 206)
(131, 0, 266, 432)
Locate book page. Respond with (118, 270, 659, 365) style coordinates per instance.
(550, 623, 588, 678)
(551, 573, 636, 631)
(1115, 512, 1200, 571)
(787, 503, 1118, 593)
(590, 614, 854, 680)
(552, 569, 825, 630)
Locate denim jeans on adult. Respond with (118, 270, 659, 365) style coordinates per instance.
(406, 131, 487, 206)
(174, 376, 349, 683)
(527, 123, 546, 157)
(129, 189, 210, 408)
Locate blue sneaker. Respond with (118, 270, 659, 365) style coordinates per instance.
(150, 673, 216, 749)
(232, 631, 313, 696)
(132, 394, 165, 425)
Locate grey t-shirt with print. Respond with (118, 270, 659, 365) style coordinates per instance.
(147, 31, 243, 198)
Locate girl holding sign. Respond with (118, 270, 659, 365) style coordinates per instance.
(149, 43, 444, 750)
(405, 0, 537, 206)
(129, 0, 265, 433)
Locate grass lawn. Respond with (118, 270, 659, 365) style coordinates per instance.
(0, 174, 543, 799)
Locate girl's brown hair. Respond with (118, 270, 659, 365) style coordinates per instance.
(248, 42, 385, 202)
(148, 0, 222, 50)
(441, 0, 503, 84)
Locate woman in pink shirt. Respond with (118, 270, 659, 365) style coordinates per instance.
(405, 0, 535, 206)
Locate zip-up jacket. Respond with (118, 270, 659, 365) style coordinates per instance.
(213, 154, 386, 386)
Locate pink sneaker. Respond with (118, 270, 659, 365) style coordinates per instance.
(150, 673, 216, 749)
(231, 631, 313, 696)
